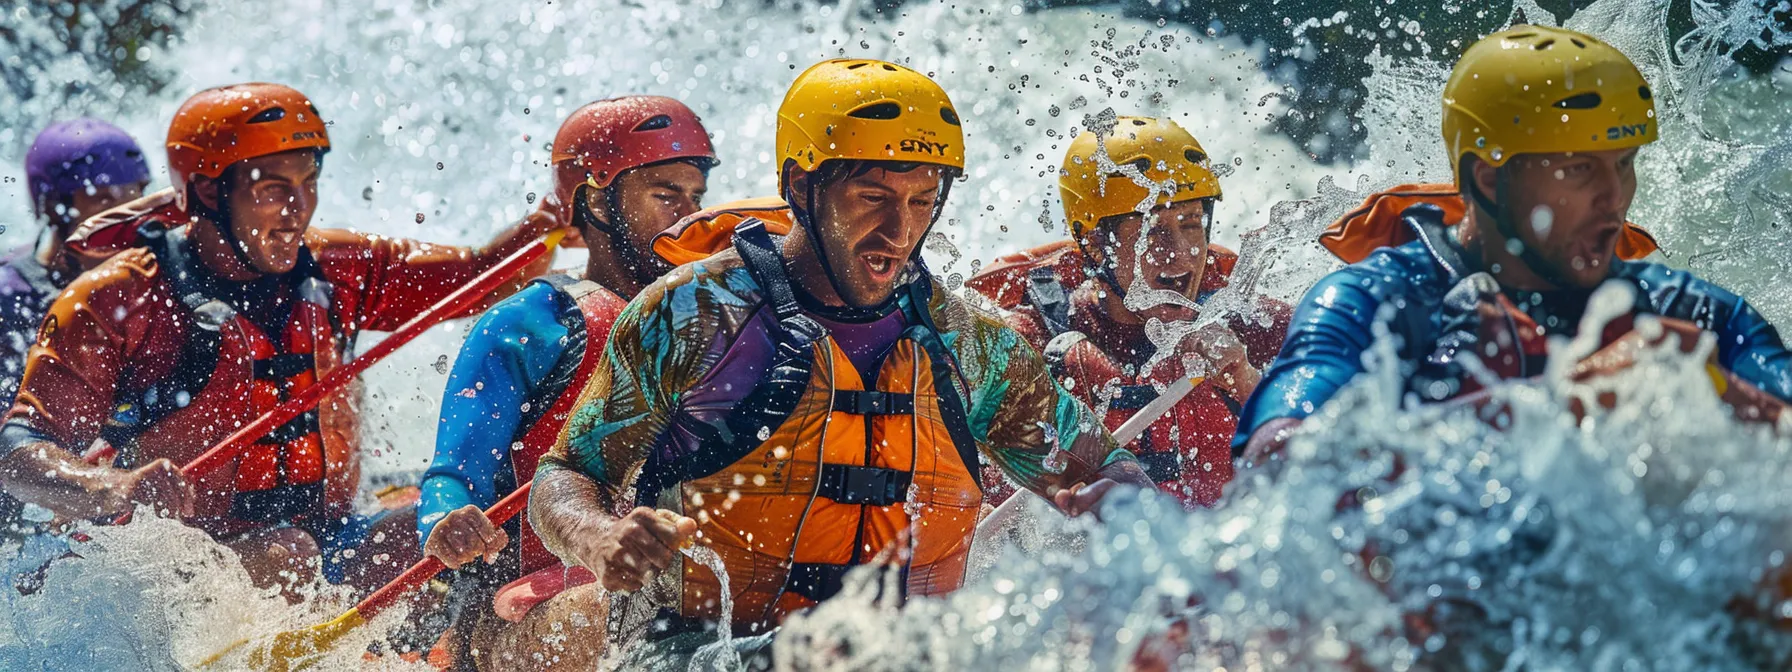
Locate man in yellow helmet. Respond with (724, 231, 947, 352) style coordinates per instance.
(965, 115, 1290, 509)
(518, 59, 1153, 668)
(1236, 26, 1792, 461)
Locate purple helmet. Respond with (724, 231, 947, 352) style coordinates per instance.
(24, 118, 151, 211)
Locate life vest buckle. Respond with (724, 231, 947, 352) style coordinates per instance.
(831, 390, 915, 416)
(817, 464, 912, 506)
(777, 314, 828, 356)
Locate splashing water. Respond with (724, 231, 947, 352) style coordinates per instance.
(682, 544, 740, 672)
(0, 0, 1788, 669)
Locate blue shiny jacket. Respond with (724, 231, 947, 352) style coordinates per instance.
(1233, 208, 1792, 454)
(417, 281, 578, 547)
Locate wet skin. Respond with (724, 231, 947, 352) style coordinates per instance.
(189, 149, 321, 280)
(582, 160, 709, 296)
(1460, 147, 1639, 291)
(1086, 196, 1210, 324)
(784, 164, 945, 309)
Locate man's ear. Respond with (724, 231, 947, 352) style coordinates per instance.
(783, 162, 812, 212)
(1469, 156, 1499, 201)
(190, 174, 223, 212)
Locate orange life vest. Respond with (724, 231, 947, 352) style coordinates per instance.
(633, 219, 983, 630)
(1319, 183, 1660, 264)
(107, 223, 351, 527)
(651, 196, 794, 267)
(508, 273, 626, 577)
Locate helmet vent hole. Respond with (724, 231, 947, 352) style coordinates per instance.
(847, 62, 869, 69)
(1533, 38, 1555, 50)
(1131, 119, 1147, 126)
(1553, 92, 1602, 109)
(633, 115, 674, 132)
(1570, 38, 1586, 48)
(882, 64, 897, 71)
(941, 107, 961, 126)
(1509, 32, 1537, 39)
(1185, 149, 1207, 164)
(247, 107, 287, 124)
(1638, 86, 1653, 100)
(848, 102, 903, 120)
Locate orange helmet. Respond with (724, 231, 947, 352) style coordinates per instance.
(165, 83, 331, 209)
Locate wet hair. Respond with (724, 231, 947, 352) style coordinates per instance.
(808, 159, 954, 187)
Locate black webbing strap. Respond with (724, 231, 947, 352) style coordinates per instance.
(264, 409, 320, 444)
(635, 221, 831, 494)
(1135, 450, 1180, 483)
(253, 353, 314, 380)
(897, 277, 982, 492)
(831, 390, 914, 415)
(1025, 266, 1073, 337)
(816, 464, 913, 506)
(1109, 383, 1158, 411)
(785, 563, 853, 603)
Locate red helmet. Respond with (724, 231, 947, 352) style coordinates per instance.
(549, 96, 717, 216)
(166, 83, 331, 210)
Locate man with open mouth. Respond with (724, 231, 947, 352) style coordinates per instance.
(967, 115, 1291, 510)
(525, 58, 1154, 669)
(0, 82, 561, 602)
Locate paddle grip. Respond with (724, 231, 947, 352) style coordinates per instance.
(354, 481, 534, 617)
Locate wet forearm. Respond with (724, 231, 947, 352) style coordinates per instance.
(0, 440, 125, 519)
(529, 464, 622, 568)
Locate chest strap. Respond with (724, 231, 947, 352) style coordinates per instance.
(1026, 266, 1072, 337)
(832, 390, 914, 415)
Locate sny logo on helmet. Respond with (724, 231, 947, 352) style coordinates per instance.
(1605, 124, 1648, 141)
(899, 138, 951, 156)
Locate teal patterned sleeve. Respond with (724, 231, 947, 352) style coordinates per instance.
(952, 299, 1137, 494)
(541, 274, 691, 493)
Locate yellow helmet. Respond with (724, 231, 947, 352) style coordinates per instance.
(776, 59, 965, 194)
(1060, 116, 1221, 238)
(1443, 25, 1657, 183)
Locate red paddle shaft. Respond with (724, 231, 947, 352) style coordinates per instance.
(356, 481, 533, 617)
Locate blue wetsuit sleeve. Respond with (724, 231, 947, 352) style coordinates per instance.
(1716, 295, 1792, 403)
(1232, 268, 1400, 454)
(418, 283, 570, 548)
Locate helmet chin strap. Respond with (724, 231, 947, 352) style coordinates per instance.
(1464, 169, 1575, 290)
(575, 183, 653, 285)
(784, 168, 956, 319)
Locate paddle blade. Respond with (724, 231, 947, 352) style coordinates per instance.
(235, 608, 367, 672)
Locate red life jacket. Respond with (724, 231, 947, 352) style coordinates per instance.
(964, 240, 1287, 508)
(506, 273, 626, 577)
(107, 223, 351, 529)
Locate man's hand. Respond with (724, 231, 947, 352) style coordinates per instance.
(1175, 322, 1260, 400)
(1052, 479, 1118, 519)
(423, 504, 510, 569)
(104, 458, 194, 520)
(1238, 417, 1301, 468)
(573, 506, 697, 592)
